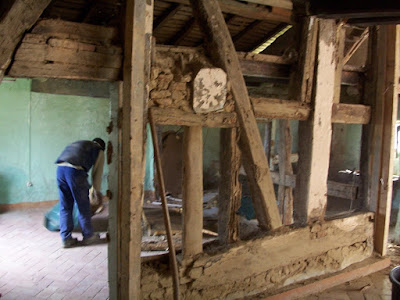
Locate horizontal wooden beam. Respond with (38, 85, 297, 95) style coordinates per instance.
(270, 172, 359, 200)
(162, 0, 292, 22)
(152, 101, 371, 127)
(241, 0, 293, 10)
(331, 103, 371, 124)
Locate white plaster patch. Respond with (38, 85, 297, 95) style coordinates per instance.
(193, 68, 227, 113)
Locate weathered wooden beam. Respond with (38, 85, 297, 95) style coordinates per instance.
(277, 120, 294, 225)
(107, 82, 121, 300)
(182, 126, 203, 257)
(288, 16, 319, 103)
(168, 18, 196, 45)
(232, 20, 263, 45)
(240, 0, 293, 10)
(150, 101, 371, 127)
(295, 19, 336, 224)
(343, 27, 369, 65)
(164, 0, 292, 22)
(374, 25, 399, 256)
(252, 98, 311, 120)
(190, 0, 282, 230)
(120, 0, 153, 298)
(153, 3, 182, 34)
(0, 0, 51, 83)
(331, 103, 371, 124)
(333, 22, 346, 103)
(219, 128, 241, 244)
(271, 172, 359, 201)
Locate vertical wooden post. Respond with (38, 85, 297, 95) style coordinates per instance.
(333, 21, 346, 104)
(189, 0, 282, 230)
(294, 19, 336, 223)
(108, 82, 122, 300)
(219, 128, 241, 244)
(277, 120, 294, 225)
(182, 126, 203, 257)
(361, 25, 400, 256)
(120, 0, 153, 298)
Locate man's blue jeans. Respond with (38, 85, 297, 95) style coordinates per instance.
(56, 166, 93, 241)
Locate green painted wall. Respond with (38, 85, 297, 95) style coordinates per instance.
(0, 79, 110, 204)
(0, 79, 31, 204)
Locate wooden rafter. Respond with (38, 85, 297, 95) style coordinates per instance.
(79, 0, 97, 22)
(154, 3, 182, 33)
(0, 0, 51, 83)
(168, 17, 196, 45)
(232, 20, 263, 44)
(241, 0, 293, 10)
(189, 0, 282, 230)
(164, 0, 291, 22)
(250, 22, 290, 53)
(343, 27, 369, 65)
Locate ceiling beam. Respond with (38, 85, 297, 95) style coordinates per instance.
(232, 20, 263, 44)
(154, 3, 183, 34)
(343, 27, 369, 65)
(239, 0, 292, 10)
(0, 0, 52, 84)
(163, 0, 292, 22)
(168, 17, 196, 45)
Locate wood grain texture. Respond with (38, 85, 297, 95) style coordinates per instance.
(0, 0, 51, 82)
(189, 0, 282, 230)
(119, 0, 153, 298)
(219, 128, 241, 244)
(295, 19, 336, 224)
(182, 126, 204, 257)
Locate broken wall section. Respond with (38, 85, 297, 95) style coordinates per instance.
(141, 213, 374, 299)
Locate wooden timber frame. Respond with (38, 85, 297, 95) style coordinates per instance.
(1, 0, 399, 298)
(360, 25, 400, 256)
(119, 0, 153, 298)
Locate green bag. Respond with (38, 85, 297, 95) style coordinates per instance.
(43, 201, 79, 231)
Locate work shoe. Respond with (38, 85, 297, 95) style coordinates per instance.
(82, 233, 101, 246)
(62, 237, 78, 248)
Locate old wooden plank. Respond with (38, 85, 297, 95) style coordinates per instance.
(374, 25, 399, 256)
(9, 61, 119, 81)
(107, 82, 121, 300)
(288, 16, 319, 103)
(182, 126, 203, 257)
(295, 19, 336, 223)
(219, 128, 242, 244)
(32, 19, 118, 43)
(0, 0, 51, 83)
(252, 98, 310, 120)
(241, 0, 292, 10)
(333, 22, 346, 103)
(119, 0, 153, 299)
(14, 44, 122, 68)
(271, 172, 359, 201)
(343, 27, 369, 65)
(265, 258, 390, 300)
(151, 101, 370, 127)
(150, 107, 238, 127)
(190, 0, 282, 230)
(331, 103, 371, 124)
(277, 120, 294, 225)
(164, 0, 292, 22)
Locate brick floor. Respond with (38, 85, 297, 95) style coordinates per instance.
(0, 207, 108, 300)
